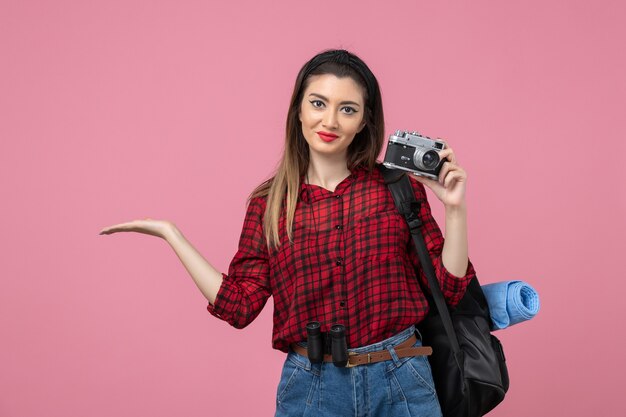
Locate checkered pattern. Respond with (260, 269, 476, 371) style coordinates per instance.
(207, 163, 475, 352)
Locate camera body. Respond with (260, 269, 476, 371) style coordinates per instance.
(383, 130, 446, 180)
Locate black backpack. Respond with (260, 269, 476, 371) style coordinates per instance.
(380, 165, 509, 417)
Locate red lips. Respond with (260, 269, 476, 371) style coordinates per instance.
(317, 131, 339, 142)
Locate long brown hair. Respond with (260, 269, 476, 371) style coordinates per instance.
(249, 49, 386, 251)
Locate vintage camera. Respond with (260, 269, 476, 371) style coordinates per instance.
(383, 130, 446, 180)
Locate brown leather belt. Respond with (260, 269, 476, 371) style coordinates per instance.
(290, 334, 433, 368)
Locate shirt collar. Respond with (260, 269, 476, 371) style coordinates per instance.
(299, 164, 370, 204)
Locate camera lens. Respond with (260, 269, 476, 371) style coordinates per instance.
(414, 148, 440, 171)
(422, 150, 439, 169)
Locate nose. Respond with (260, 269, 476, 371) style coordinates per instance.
(322, 109, 338, 130)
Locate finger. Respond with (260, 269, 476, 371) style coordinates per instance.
(99, 225, 129, 234)
(99, 224, 123, 234)
(99, 220, 143, 234)
(437, 147, 456, 164)
(438, 162, 448, 184)
(412, 172, 439, 189)
(438, 161, 458, 184)
(443, 169, 466, 189)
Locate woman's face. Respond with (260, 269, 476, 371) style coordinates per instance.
(298, 74, 366, 162)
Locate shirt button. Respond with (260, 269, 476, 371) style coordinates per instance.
(336, 257, 344, 266)
(335, 225, 343, 230)
(339, 301, 346, 308)
(335, 195, 342, 199)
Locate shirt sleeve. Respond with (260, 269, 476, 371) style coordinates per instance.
(206, 196, 272, 328)
(406, 175, 475, 307)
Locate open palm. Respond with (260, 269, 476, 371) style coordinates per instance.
(99, 218, 174, 240)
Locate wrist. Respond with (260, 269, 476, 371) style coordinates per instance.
(163, 222, 182, 242)
(444, 201, 467, 217)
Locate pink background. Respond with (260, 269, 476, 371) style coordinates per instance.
(1, 0, 624, 416)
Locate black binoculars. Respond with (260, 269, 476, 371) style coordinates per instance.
(305, 321, 348, 367)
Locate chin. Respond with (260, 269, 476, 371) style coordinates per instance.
(311, 146, 350, 158)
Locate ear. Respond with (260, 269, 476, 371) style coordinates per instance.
(358, 120, 366, 133)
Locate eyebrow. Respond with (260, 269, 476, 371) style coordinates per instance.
(308, 93, 361, 107)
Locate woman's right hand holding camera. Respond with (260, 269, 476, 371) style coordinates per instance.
(99, 218, 223, 304)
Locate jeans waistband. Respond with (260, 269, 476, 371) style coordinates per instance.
(294, 325, 418, 353)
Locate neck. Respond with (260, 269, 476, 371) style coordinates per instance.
(306, 154, 351, 192)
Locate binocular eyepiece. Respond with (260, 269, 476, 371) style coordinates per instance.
(305, 321, 349, 367)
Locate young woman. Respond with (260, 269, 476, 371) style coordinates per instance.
(100, 49, 476, 417)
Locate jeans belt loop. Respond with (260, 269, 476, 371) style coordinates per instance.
(386, 343, 402, 368)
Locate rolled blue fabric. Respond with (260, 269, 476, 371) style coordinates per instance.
(481, 281, 540, 330)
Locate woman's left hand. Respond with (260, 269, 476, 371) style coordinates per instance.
(412, 143, 467, 208)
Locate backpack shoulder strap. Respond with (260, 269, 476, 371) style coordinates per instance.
(377, 164, 461, 353)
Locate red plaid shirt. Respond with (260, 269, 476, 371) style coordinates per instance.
(207, 163, 475, 352)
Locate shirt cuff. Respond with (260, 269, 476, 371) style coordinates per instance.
(206, 273, 230, 320)
(436, 257, 475, 307)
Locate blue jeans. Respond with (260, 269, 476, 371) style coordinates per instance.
(275, 325, 442, 417)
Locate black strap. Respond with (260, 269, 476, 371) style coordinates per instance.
(378, 165, 461, 355)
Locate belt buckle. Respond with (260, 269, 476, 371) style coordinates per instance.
(345, 352, 371, 368)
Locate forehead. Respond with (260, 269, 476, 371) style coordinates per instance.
(302, 74, 365, 104)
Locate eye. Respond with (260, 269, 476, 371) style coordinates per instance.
(309, 100, 358, 115)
